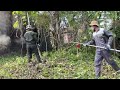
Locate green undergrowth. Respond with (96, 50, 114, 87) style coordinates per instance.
(0, 46, 120, 79)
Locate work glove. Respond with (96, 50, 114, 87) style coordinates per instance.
(37, 44, 40, 47)
(83, 42, 89, 47)
(105, 44, 111, 51)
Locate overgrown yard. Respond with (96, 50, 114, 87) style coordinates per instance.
(0, 46, 120, 79)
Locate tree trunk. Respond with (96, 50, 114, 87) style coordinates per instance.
(0, 11, 12, 55)
(49, 11, 60, 50)
(0, 11, 12, 35)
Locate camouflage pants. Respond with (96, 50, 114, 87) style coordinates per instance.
(26, 44, 41, 62)
(94, 50, 120, 77)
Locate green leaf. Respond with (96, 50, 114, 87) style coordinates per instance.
(22, 16, 26, 19)
(13, 21, 19, 29)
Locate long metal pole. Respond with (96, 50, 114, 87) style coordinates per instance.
(27, 12, 30, 25)
(70, 42, 120, 53)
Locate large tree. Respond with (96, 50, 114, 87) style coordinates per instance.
(0, 11, 12, 55)
(0, 11, 12, 35)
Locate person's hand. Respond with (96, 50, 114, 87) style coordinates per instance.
(83, 43, 89, 47)
(106, 44, 111, 50)
(37, 44, 40, 47)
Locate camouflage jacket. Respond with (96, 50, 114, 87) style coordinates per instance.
(24, 31, 38, 45)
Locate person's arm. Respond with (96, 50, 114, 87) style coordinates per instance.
(104, 30, 114, 50)
(34, 33, 37, 40)
(33, 32, 38, 43)
(83, 37, 95, 46)
(87, 37, 95, 45)
(24, 33, 26, 39)
(104, 30, 113, 46)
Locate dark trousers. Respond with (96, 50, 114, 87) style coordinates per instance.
(94, 50, 120, 77)
(26, 44, 41, 62)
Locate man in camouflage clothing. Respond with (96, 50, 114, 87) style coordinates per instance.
(84, 20, 120, 79)
(24, 25, 42, 63)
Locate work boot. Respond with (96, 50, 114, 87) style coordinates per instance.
(38, 60, 42, 63)
(34, 59, 42, 65)
(28, 59, 32, 63)
(116, 69, 120, 74)
(110, 61, 120, 71)
(42, 59, 47, 64)
(27, 61, 33, 67)
(95, 75, 100, 79)
(95, 76, 99, 79)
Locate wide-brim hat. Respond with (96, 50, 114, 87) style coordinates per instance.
(90, 20, 99, 27)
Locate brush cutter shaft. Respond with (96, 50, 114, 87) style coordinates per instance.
(70, 42, 120, 53)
